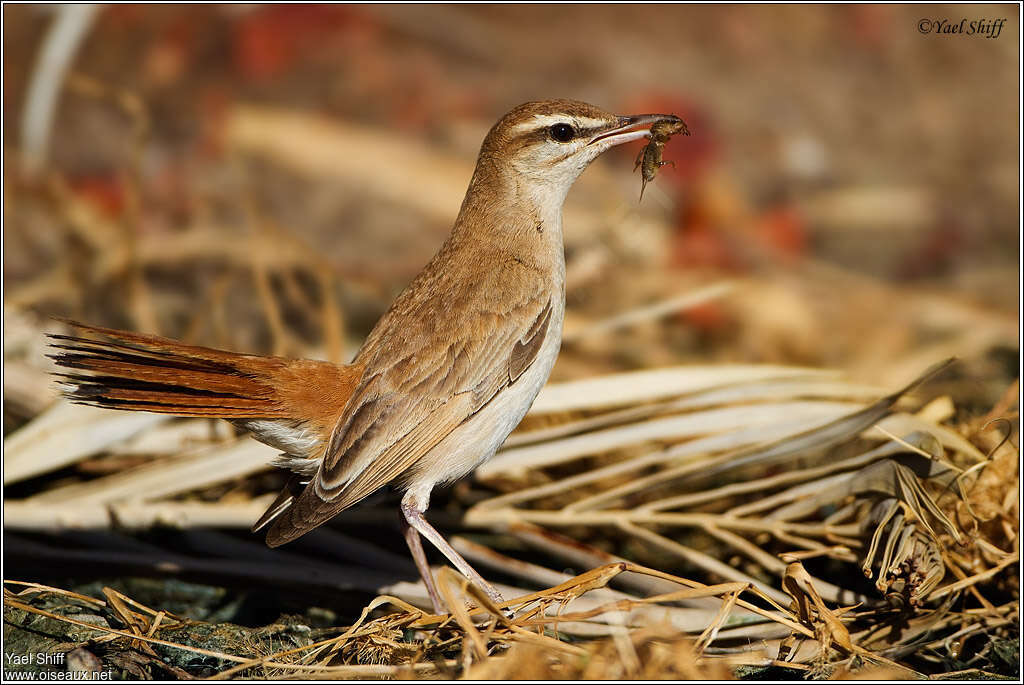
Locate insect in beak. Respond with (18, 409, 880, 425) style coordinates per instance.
(588, 113, 684, 148)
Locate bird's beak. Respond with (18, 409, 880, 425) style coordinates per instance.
(588, 113, 684, 147)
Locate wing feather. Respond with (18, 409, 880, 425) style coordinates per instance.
(264, 258, 555, 546)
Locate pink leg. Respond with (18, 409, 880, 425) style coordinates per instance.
(400, 495, 505, 608)
(400, 514, 444, 613)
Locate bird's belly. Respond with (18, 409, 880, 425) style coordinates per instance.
(404, 314, 562, 493)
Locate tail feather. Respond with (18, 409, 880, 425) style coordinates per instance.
(52, 353, 275, 401)
(49, 319, 365, 543)
(49, 320, 362, 429)
(56, 373, 277, 416)
(49, 333, 240, 372)
(49, 318, 274, 366)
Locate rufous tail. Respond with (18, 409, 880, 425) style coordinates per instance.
(49, 320, 361, 434)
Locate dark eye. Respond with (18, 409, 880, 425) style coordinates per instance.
(548, 123, 576, 143)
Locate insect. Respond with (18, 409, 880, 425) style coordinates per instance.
(635, 118, 689, 200)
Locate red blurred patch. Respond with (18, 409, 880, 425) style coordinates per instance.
(103, 5, 143, 29)
(896, 216, 967, 280)
(756, 204, 807, 260)
(681, 301, 731, 333)
(672, 221, 740, 272)
(231, 5, 375, 82)
(845, 5, 893, 48)
(69, 175, 126, 218)
(670, 178, 746, 272)
(142, 14, 200, 87)
(197, 87, 230, 158)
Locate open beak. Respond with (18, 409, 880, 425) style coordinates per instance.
(588, 113, 684, 147)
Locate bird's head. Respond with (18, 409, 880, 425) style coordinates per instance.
(476, 99, 683, 200)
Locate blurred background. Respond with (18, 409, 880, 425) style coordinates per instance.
(2, 4, 1020, 669)
(4, 5, 1018, 396)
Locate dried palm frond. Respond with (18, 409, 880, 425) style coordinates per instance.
(4, 316, 1017, 677)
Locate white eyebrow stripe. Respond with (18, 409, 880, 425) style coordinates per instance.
(574, 116, 612, 129)
(512, 114, 611, 133)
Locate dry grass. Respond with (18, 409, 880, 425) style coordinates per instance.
(4, 336, 1018, 678)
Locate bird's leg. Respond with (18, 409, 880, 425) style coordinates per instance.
(399, 512, 444, 614)
(400, 493, 505, 608)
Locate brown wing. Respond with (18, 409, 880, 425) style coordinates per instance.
(264, 283, 554, 547)
(509, 302, 552, 383)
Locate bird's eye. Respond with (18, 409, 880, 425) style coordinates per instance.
(548, 123, 576, 143)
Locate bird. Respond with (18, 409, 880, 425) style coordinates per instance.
(49, 99, 684, 613)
